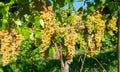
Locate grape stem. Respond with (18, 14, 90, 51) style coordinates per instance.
(52, 40, 60, 59)
(52, 40, 69, 72)
(92, 57, 107, 72)
(55, 25, 85, 30)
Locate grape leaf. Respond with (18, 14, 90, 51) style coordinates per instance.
(55, 36, 62, 43)
(89, 6, 95, 12)
(35, 31, 42, 39)
(49, 47, 56, 57)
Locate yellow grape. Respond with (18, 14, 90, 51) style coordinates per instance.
(0, 29, 24, 66)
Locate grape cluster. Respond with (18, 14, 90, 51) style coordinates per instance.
(72, 14, 81, 26)
(0, 29, 24, 66)
(55, 27, 68, 38)
(64, 29, 77, 64)
(86, 11, 105, 57)
(93, 13, 105, 48)
(107, 17, 118, 36)
(40, 6, 58, 52)
(87, 35, 95, 56)
(80, 37, 86, 49)
(86, 15, 95, 34)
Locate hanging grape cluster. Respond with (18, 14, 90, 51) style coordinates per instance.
(64, 29, 78, 64)
(86, 11, 105, 57)
(39, 6, 80, 63)
(80, 37, 86, 49)
(0, 29, 24, 66)
(72, 14, 81, 26)
(73, 14, 86, 49)
(40, 6, 58, 52)
(55, 27, 69, 38)
(107, 17, 118, 36)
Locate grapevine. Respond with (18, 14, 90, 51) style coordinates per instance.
(0, 0, 119, 72)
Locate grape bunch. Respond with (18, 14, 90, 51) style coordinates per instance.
(87, 35, 95, 57)
(0, 29, 24, 66)
(86, 11, 105, 57)
(93, 13, 105, 48)
(72, 14, 81, 26)
(107, 17, 118, 36)
(64, 29, 77, 64)
(80, 37, 86, 49)
(55, 27, 68, 38)
(40, 6, 58, 52)
(86, 15, 95, 34)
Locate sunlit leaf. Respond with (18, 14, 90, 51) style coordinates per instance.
(0, 68, 3, 72)
(67, 15, 75, 24)
(40, 19, 44, 28)
(0, 2, 4, 8)
(35, 31, 42, 39)
(89, 6, 95, 12)
(0, 19, 8, 30)
(17, 27, 31, 39)
(49, 47, 56, 57)
(14, 19, 22, 26)
(24, 14, 30, 22)
(55, 36, 62, 43)
(34, 16, 40, 27)
(30, 31, 34, 40)
(101, 0, 106, 4)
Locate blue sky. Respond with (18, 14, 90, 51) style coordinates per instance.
(64, 0, 85, 10)
(73, 0, 87, 10)
(65, 0, 94, 10)
(50, 0, 94, 10)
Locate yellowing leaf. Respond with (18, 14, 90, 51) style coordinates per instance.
(14, 19, 22, 26)
(40, 19, 44, 28)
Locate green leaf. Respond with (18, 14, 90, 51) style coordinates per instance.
(107, 2, 114, 10)
(22, 29, 31, 39)
(89, 6, 95, 12)
(17, 27, 22, 34)
(49, 47, 56, 57)
(55, 36, 62, 43)
(35, 31, 42, 39)
(32, 45, 42, 55)
(6, 0, 14, 6)
(34, 16, 40, 27)
(53, 0, 66, 8)
(78, 33, 82, 40)
(0, 19, 8, 30)
(102, 37, 105, 42)
(0, 68, 3, 72)
(17, 27, 30, 39)
(67, 15, 75, 24)
(78, 0, 82, 2)
(101, 0, 106, 4)
(0, 2, 4, 8)
(112, 11, 118, 17)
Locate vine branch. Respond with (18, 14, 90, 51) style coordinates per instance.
(92, 57, 107, 72)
